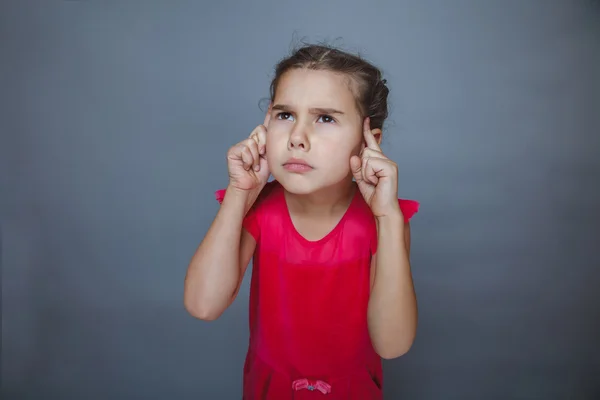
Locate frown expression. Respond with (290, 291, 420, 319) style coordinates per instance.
(266, 69, 364, 194)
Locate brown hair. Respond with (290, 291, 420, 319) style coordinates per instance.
(268, 44, 390, 131)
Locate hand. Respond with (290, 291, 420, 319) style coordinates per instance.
(227, 110, 271, 192)
(350, 117, 401, 219)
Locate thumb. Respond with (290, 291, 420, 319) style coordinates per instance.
(350, 155, 363, 182)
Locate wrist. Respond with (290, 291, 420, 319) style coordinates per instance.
(225, 184, 263, 214)
(225, 184, 251, 197)
(375, 209, 405, 226)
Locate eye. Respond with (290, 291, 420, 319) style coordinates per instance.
(317, 115, 335, 124)
(276, 112, 294, 121)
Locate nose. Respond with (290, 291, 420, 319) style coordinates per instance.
(287, 128, 310, 151)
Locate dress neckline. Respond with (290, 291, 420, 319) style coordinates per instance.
(279, 182, 360, 246)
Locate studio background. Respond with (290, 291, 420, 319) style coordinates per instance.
(2, 0, 599, 398)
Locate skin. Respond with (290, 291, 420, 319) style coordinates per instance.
(184, 68, 418, 359)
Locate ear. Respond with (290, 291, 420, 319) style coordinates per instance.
(371, 128, 382, 145)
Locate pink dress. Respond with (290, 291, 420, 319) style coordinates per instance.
(216, 181, 419, 399)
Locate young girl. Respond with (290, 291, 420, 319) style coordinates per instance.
(184, 44, 419, 399)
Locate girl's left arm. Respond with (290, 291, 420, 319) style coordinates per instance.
(368, 214, 418, 359)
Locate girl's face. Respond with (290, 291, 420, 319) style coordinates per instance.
(266, 69, 365, 195)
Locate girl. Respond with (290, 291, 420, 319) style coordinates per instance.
(184, 44, 420, 399)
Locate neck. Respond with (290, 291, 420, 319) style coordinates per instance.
(284, 178, 356, 216)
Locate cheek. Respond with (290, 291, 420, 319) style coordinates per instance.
(322, 141, 357, 168)
(351, 140, 363, 156)
(265, 142, 276, 165)
(266, 123, 289, 143)
(324, 131, 362, 158)
(266, 125, 281, 143)
(265, 133, 286, 165)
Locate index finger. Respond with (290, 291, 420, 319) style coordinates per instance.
(251, 125, 268, 155)
(363, 117, 381, 151)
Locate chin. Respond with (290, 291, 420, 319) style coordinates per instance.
(276, 177, 316, 195)
(271, 170, 319, 195)
(274, 171, 352, 196)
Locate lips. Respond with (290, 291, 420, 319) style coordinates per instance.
(283, 157, 313, 172)
(284, 157, 311, 166)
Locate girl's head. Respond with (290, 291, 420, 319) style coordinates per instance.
(264, 44, 390, 195)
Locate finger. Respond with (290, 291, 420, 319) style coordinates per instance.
(363, 117, 382, 151)
(364, 156, 396, 184)
(350, 155, 363, 182)
(362, 157, 379, 186)
(351, 155, 374, 194)
(256, 125, 267, 155)
(362, 147, 387, 160)
(364, 156, 392, 186)
(240, 146, 254, 171)
(257, 155, 270, 180)
(245, 139, 261, 171)
(250, 125, 267, 155)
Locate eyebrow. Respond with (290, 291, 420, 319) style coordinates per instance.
(272, 104, 345, 115)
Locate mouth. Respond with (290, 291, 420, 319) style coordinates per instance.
(283, 158, 313, 172)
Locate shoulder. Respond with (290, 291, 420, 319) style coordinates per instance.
(246, 180, 283, 216)
(214, 181, 283, 242)
(363, 197, 419, 256)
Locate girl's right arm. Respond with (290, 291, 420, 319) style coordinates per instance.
(183, 186, 259, 321)
(183, 121, 270, 321)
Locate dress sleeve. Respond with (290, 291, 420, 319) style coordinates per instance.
(214, 188, 261, 241)
(370, 198, 420, 256)
(398, 199, 420, 220)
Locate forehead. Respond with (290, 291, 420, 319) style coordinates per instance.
(274, 69, 358, 113)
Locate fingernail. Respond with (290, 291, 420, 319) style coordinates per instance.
(254, 165, 260, 171)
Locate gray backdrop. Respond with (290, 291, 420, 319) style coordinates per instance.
(2, 0, 599, 399)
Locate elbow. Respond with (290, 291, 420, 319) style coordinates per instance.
(183, 294, 223, 322)
(377, 312, 418, 360)
(375, 333, 416, 360)
(186, 307, 221, 321)
(378, 341, 414, 360)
